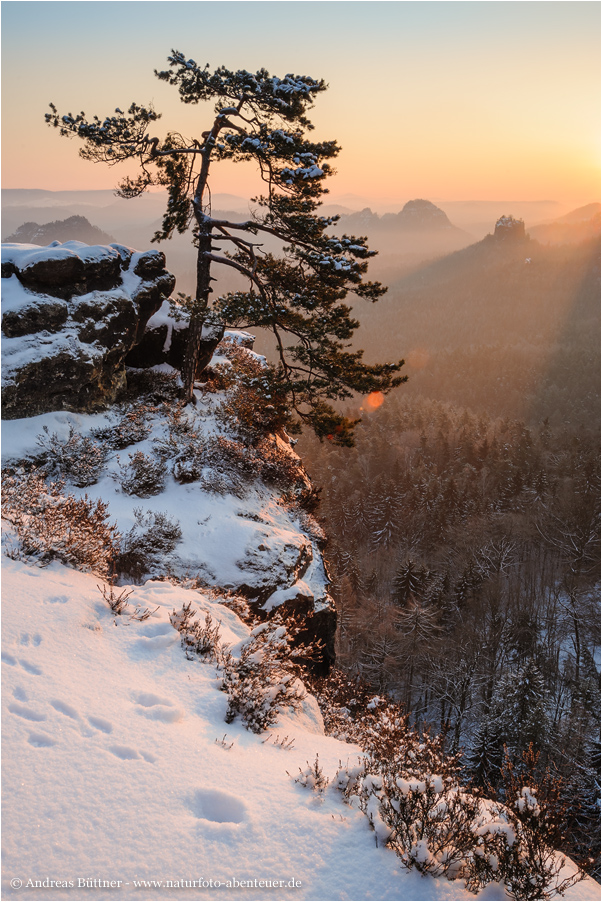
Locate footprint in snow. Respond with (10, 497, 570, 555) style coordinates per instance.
(49, 702, 116, 740)
(28, 732, 57, 748)
(132, 691, 184, 724)
(8, 703, 46, 722)
(108, 744, 141, 760)
(47, 595, 69, 605)
(140, 750, 157, 763)
(19, 659, 43, 676)
(107, 744, 155, 763)
(50, 699, 79, 720)
(13, 686, 28, 702)
(187, 788, 248, 824)
(87, 715, 113, 734)
(3, 633, 44, 675)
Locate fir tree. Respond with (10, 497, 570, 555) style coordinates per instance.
(470, 659, 551, 788)
(46, 52, 405, 443)
(391, 557, 429, 604)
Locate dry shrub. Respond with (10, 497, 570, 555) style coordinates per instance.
(2, 469, 118, 576)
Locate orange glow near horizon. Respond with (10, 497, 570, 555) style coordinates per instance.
(1, 3, 599, 210)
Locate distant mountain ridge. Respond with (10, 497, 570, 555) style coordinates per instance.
(338, 198, 463, 233)
(5, 215, 115, 247)
(529, 203, 600, 245)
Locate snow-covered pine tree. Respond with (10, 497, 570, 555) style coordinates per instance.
(392, 557, 429, 604)
(46, 53, 405, 443)
(468, 659, 551, 788)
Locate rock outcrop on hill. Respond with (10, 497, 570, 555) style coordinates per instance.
(1, 241, 175, 418)
(494, 215, 526, 242)
(388, 198, 455, 230)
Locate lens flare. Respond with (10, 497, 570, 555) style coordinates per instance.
(364, 391, 385, 410)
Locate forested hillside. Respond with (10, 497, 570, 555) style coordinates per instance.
(353, 233, 600, 428)
(299, 231, 601, 876)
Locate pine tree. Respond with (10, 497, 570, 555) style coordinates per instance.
(465, 716, 501, 787)
(391, 558, 428, 604)
(46, 52, 405, 442)
(469, 659, 551, 788)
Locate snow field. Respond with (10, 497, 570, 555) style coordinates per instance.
(2, 558, 598, 901)
(0, 559, 447, 900)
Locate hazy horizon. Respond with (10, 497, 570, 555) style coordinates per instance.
(2, 1, 599, 209)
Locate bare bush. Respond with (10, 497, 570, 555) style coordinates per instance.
(292, 755, 329, 792)
(92, 404, 152, 449)
(2, 469, 118, 576)
(118, 451, 165, 497)
(170, 601, 227, 662)
(220, 616, 320, 734)
(36, 425, 106, 486)
(115, 508, 182, 580)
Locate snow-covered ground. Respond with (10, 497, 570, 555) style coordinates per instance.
(3, 557, 598, 902)
(0, 393, 330, 612)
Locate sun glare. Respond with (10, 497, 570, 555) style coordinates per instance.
(364, 392, 385, 411)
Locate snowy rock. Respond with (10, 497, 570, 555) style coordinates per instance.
(262, 579, 315, 613)
(1, 242, 175, 418)
(125, 299, 225, 376)
(235, 534, 314, 605)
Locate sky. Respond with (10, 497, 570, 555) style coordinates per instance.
(1, 1, 600, 208)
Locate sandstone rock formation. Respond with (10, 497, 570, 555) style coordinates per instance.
(125, 299, 224, 378)
(1, 241, 175, 418)
(494, 215, 526, 241)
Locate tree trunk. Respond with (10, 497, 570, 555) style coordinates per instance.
(181, 216, 214, 402)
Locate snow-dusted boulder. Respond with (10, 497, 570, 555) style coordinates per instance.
(1, 241, 175, 419)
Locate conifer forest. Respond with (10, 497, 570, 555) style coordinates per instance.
(299, 235, 601, 877)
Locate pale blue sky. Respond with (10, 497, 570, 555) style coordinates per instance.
(2, 1, 600, 204)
